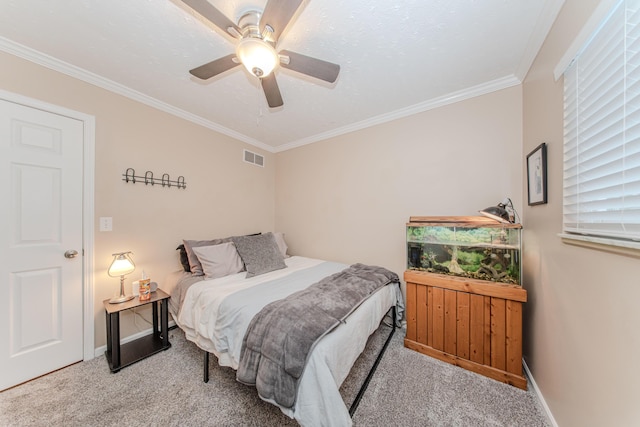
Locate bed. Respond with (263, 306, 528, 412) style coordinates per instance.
(165, 233, 403, 427)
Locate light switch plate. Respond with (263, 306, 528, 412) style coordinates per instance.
(99, 217, 112, 232)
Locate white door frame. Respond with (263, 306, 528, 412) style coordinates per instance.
(0, 89, 95, 361)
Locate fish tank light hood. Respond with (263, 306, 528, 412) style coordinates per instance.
(479, 198, 517, 223)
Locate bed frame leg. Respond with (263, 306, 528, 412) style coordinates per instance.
(203, 351, 210, 383)
(349, 305, 396, 417)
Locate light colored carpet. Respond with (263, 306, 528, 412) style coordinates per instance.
(0, 326, 550, 426)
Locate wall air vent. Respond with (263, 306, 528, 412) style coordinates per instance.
(243, 149, 264, 167)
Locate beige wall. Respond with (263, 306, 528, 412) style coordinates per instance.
(275, 86, 523, 292)
(523, 0, 640, 425)
(7, 3, 639, 421)
(0, 51, 276, 348)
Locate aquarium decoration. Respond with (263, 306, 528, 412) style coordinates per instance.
(406, 216, 522, 285)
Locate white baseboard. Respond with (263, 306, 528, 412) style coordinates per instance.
(94, 320, 176, 358)
(523, 359, 558, 427)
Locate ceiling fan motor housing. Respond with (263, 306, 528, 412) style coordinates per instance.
(238, 11, 261, 37)
(234, 10, 278, 78)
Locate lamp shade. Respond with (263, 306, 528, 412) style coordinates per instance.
(108, 252, 135, 277)
(479, 205, 511, 223)
(235, 38, 279, 78)
(108, 252, 136, 304)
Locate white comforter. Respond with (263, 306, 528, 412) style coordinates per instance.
(174, 256, 400, 427)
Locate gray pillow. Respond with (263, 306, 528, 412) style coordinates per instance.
(183, 232, 261, 276)
(183, 238, 229, 276)
(192, 242, 244, 279)
(231, 232, 286, 278)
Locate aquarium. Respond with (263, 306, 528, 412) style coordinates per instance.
(406, 216, 522, 285)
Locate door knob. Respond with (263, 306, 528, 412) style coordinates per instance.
(64, 250, 79, 259)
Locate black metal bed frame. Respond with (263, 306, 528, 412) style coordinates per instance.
(202, 305, 397, 418)
(348, 305, 397, 416)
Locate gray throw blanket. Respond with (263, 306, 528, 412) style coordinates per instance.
(236, 263, 400, 409)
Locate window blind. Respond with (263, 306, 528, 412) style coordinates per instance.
(563, 0, 640, 242)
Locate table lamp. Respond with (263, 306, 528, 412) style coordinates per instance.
(108, 251, 136, 304)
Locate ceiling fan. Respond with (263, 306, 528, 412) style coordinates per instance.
(181, 0, 340, 108)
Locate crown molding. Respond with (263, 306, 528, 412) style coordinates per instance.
(515, 0, 566, 81)
(274, 75, 522, 153)
(0, 36, 274, 153)
(0, 36, 522, 155)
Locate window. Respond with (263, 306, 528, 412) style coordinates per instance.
(563, 0, 640, 244)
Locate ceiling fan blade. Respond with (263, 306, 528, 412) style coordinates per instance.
(279, 50, 340, 83)
(189, 54, 240, 80)
(261, 74, 284, 108)
(181, 0, 241, 38)
(260, 0, 304, 42)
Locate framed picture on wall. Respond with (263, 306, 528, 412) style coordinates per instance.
(527, 143, 548, 205)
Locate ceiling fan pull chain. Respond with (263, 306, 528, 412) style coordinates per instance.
(256, 79, 262, 126)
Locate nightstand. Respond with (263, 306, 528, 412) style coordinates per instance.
(103, 289, 171, 372)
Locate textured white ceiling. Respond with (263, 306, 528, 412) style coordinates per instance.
(0, 0, 565, 152)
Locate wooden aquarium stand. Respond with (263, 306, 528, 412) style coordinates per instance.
(404, 270, 527, 389)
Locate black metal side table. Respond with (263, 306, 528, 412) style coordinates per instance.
(104, 289, 171, 372)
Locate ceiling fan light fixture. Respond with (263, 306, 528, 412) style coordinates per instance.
(235, 37, 278, 78)
(182, 0, 340, 108)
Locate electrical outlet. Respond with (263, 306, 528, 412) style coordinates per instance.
(99, 217, 112, 232)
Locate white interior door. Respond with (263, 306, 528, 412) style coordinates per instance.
(0, 99, 84, 391)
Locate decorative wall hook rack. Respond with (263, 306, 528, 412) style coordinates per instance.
(122, 168, 186, 189)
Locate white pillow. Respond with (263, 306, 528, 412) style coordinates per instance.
(273, 232, 289, 258)
(192, 242, 244, 280)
